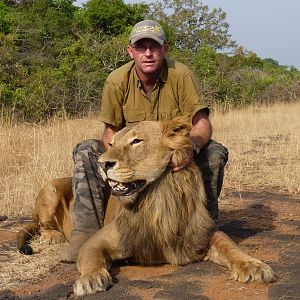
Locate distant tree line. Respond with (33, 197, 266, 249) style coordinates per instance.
(0, 0, 299, 123)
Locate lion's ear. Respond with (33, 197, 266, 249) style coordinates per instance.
(161, 117, 193, 167)
(161, 116, 192, 139)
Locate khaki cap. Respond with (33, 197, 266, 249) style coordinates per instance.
(129, 20, 166, 46)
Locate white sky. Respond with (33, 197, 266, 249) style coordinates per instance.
(75, 0, 300, 69)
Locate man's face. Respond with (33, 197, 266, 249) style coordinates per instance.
(127, 39, 169, 76)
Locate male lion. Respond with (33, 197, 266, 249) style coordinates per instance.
(73, 117, 275, 296)
(18, 117, 275, 296)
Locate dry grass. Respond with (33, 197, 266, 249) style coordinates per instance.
(0, 102, 299, 217)
(0, 115, 104, 216)
(212, 102, 300, 195)
(0, 239, 62, 289)
(0, 102, 299, 290)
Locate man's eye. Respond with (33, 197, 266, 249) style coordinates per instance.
(130, 139, 143, 145)
(135, 46, 146, 52)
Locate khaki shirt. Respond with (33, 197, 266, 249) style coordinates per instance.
(99, 58, 208, 128)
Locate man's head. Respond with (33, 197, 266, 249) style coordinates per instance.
(127, 20, 169, 78)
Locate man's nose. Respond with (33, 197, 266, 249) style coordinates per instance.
(144, 48, 153, 56)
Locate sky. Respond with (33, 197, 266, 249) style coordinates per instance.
(75, 0, 300, 70)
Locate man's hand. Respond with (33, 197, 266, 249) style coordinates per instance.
(171, 108, 212, 172)
(170, 147, 194, 172)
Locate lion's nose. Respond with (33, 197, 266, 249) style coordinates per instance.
(100, 160, 116, 172)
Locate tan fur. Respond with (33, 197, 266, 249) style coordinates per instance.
(17, 176, 118, 249)
(17, 177, 74, 249)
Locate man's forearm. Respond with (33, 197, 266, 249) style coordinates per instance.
(190, 110, 212, 149)
(101, 123, 119, 150)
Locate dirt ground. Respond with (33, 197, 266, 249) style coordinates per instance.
(0, 189, 299, 300)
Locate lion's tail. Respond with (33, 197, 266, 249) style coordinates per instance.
(17, 222, 40, 255)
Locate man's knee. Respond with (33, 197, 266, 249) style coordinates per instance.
(201, 140, 228, 168)
(72, 139, 105, 162)
(72, 138, 109, 233)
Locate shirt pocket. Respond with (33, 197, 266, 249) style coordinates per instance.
(123, 109, 146, 124)
(159, 108, 180, 120)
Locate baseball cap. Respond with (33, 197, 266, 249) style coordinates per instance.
(129, 20, 167, 46)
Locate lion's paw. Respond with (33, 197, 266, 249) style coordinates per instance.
(73, 269, 113, 296)
(40, 230, 65, 245)
(231, 258, 275, 283)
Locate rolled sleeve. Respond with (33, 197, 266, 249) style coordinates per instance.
(99, 81, 124, 128)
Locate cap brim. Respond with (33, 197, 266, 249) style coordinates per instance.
(130, 34, 165, 46)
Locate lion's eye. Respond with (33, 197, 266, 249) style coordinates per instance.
(130, 139, 143, 145)
(108, 143, 112, 148)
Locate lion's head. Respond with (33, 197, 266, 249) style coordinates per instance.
(99, 117, 193, 204)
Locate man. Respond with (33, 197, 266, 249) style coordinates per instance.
(59, 20, 228, 262)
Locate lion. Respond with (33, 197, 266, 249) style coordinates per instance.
(18, 117, 275, 296)
(73, 117, 275, 296)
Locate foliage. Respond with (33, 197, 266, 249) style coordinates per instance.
(178, 46, 300, 107)
(83, 0, 147, 35)
(147, 0, 236, 51)
(0, 0, 15, 34)
(0, 0, 299, 123)
(0, 0, 137, 122)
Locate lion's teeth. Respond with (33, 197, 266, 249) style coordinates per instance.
(108, 180, 118, 187)
(109, 180, 128, 191)
(118, 184, 126, 190)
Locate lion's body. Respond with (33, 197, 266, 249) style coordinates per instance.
(17, 177, 74, 249)
(17, 177, 117, 249)
(18, 117, 275, 296)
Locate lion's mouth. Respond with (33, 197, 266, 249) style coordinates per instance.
(108, 179, 146, 196)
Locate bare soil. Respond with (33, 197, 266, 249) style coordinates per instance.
(0, 189, 299, 300)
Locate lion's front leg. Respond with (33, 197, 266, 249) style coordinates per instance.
(205, 231, 275, 283)
(74, 222, 127, 296)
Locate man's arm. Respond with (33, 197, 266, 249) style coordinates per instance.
(190, 109, 212, 149)
(102, 123, 119, 150)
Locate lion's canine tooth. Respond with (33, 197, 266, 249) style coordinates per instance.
(108, 180, 118, 188)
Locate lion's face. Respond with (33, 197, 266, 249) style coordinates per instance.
(99, 118, 193, 204)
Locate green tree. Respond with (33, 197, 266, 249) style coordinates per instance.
(0, 0, 14, 34)
(83, 0, 147, 35)
(148, 0, 236, 51)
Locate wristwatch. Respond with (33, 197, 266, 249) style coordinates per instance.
(192, 142, 201, 156)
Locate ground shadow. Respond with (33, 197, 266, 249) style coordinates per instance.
(218, 191, 277, 242)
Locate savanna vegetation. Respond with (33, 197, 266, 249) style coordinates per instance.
(1, 0, 299, 123)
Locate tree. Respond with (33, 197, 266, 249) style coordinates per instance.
(0, 0, 14, 34)
(83, 0, 147, 35)
(147, 0, 236, 51)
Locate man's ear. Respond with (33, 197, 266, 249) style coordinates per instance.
(162, 43, 169, 55)
(127, 45, 134, 59)
(161, 117, 193, 167)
